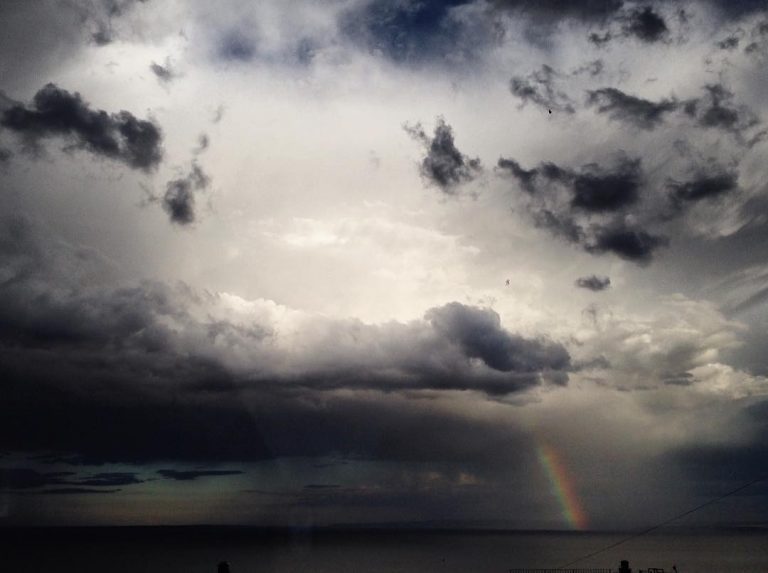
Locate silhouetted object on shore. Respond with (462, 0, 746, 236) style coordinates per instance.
(619, 560, 631, 573)
(218, 561, 230, 573)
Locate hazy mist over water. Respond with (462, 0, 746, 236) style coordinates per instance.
(2, 528, 767, 573)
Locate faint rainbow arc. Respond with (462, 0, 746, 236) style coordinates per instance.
(537, 441, 589, 530)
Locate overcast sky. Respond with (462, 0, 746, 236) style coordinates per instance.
(1, 0, 768, 530)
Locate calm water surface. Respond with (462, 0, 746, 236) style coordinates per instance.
(2, 528, 767, 573)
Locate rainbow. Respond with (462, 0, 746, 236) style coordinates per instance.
(537, 441, 589, 530)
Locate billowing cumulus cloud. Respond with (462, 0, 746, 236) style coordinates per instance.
(0, 84, 163, 171)
(0, 216, 571, 464)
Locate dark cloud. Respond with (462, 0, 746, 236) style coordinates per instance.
(194, 133, 210, 155)
(589, 31, 613, 46)
(69, 472, 143, 487)
(499, 155, 667, 264)
(162, 162, 211, 225)
(150, 61, 177, 84)
(0, 147, 11, 166)
(570, 157, 642, 212)
(708, 0, 768, 18)
(496, 158, 538, 193)
(683, 84, 760, 140)
(499, 154, 642, 213)
(41, 488, 121, 495)
(490, 0, 624, 22)
(0, 217, 572, 464)
(69, 0, 150, 46)
(717, 35, 740, 50)
(587, 87, 679, 129)
(0, 468, 75, 490)
(219, 31, 257, 62)
(669, 400, 768, 509)
(0, 83, 163, 171)
(662, 372, 695, 386)
(157, 469, 244, 481)
(340, 0, 495, 65)
(575, 275, 611, 291)
(585, 83, 761, 144)
(534, 211, 667, 264)
(303, 484, 341, 490)
(0, 468, 140, 490)
(667, 170, 738, 207)
(572, 59, 604, 76)
(425, 302, 570, 375)
(624, 6, 668, 42)
(509, 65, 575, 113)
(586, 224, 668, 263)
(405, 117, 481, 192)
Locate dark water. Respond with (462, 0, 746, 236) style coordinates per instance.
(2, 527, 767, 573)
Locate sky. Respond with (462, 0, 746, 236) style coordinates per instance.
(1, 0, 768, 530)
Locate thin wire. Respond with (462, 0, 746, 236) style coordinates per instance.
(554, 474, 768, 570)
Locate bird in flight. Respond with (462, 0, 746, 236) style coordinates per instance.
(505, 279, 510, 286)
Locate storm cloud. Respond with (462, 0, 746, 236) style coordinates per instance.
(0, 216, 573, 464)
(0, 84, 163, 171)
(3, 0, 768, 530)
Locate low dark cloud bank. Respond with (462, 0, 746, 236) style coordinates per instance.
(0, 83, 163, 171)
(406, 117, 481, 192)
(157, 469, 244, 481)
(0, 216, 571, 464)
(0, 468, 142, 492)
